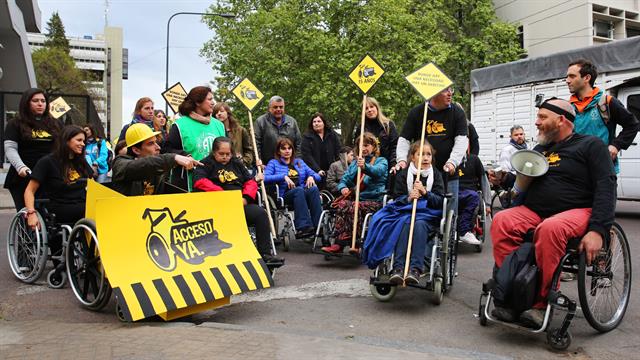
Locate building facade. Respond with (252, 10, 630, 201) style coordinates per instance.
(494, 0, 640, 57)
(27, 28, 127, 138)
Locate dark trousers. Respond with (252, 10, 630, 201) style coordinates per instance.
(283, 186, 322, 229)
(393, 220, 433, 272)
(47, 202, 86, 256)
(457, 189, 480, 234)
(8, 182, 28, 211)
(244, 203, 271, 255)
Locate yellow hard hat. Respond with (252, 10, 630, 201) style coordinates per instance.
(125, 123, 161, 147)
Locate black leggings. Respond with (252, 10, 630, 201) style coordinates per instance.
(244, 203, 271, 255)
(8, 182, 28, 211)
(47, 202, 86, 256)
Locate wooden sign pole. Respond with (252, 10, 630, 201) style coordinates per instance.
(351, 94, 368, 250)
(403, 103, 429, 283)
(247, 111, 277, 239)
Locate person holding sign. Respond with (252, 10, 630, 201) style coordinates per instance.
(193, 137, 283, 265)
(213, 102, 254, 169)
(362, 141, 444, 283)
(396, 87, 468, 212)
(254, 96, 302, 166)
(165, 86, 225, 191)
(111, 123, 202, 196)
(4, 88, 63, 211)
(321, 132, 387, 254)
(353, 97, 398, 177)
(264, 137, 322, 238)
(119, 97, 155, 142)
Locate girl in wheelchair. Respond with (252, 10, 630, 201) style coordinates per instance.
(362, 141, 444, 284)
(193, 137, 283, 265)
(321, 132, 387, 255)
(264, 137, 322, 238)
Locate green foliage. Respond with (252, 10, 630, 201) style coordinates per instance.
(32, 48, 91, 95)
(44, 12, 71, 53)
(202, 0, 525, 143)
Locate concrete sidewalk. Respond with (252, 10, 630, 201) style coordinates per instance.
(0, 320, 499, 360)
(0, 188, 14, 211)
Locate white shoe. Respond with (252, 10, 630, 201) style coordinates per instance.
(459, 232, 481, 245)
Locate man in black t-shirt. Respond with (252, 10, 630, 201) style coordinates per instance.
(490, 98, 615, 328)
(396, 87, 468, 213)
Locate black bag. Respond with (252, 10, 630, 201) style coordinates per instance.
(493, 239, 539, 313)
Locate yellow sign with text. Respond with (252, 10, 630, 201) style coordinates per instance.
(348, 54, 385, 94)
(161, 82, 188, 114)
(405, 63, 453, 101)
(86, 181, 272, 321)
(231, 78, 264, 112)
(49, 97, 71, 119)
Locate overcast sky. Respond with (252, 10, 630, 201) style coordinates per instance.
(38, 0, 220, 127)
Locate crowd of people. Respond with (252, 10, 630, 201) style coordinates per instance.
(3, 58, 639, 330)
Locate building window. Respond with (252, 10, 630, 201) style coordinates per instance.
(517, 25, 524, 49)
(594, 20, 613, 38)
(627, 27, 640, 38)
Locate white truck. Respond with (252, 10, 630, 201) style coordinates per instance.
(470, 36, 640, 201)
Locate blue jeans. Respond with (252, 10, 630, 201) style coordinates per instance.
(457, 189, 480, 234)
(283, 186, 322, 230)
(393, 220, 433, 272)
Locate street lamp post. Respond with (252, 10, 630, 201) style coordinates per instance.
(165, 11, 235, 114)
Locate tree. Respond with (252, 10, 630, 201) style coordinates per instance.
(202, 0, 525, 143)
(44, 12, 70, 53)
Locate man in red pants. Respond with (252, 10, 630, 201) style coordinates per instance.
(490, 98, 616, 328)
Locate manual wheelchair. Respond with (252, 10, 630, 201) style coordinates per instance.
(6, 200, 73, 288)
(477, 222, 632, 350)
(369, 194, 458, 304)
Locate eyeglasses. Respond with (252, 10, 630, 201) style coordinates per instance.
(442, 87, 454, 94)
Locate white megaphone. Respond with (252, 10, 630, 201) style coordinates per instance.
(510, 149, 549, 196)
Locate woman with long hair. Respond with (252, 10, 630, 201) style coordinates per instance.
(353, 97, 398, 174)
(165, 86, 225, 191)
(3, 88, 62, 210)
(83, 123, 110, 183)
(264, 137, 322, 238)
(213, 102, 254, 168)
(24, 126, 93, 255)
(152, 109, 169, 145)
(301, 112, 342, 186)
(321, 132, 387, 254)
(118, 97, 154, 141)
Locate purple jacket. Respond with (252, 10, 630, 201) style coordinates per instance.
(264, 157, 321, 197)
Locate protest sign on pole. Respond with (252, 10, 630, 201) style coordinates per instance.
(161, 82, 188, 114)
(346, 54, 385, 252)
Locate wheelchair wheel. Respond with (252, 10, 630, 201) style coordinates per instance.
(66, 219, 111, 310)
(547, 327, 572, 351)
(441, 209, 455, 292)
(431, 277, 444, 305)
(370, 284, 397, 302)
(46, 268, 67, 289)
(6, 209, 48, 283)
(282, 232, 291, 252)
(578, 222, 631, 333)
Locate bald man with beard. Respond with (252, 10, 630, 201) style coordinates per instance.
(489, 98, 616, 328)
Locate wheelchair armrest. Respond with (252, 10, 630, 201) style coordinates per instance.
(444, 193, 453, 198)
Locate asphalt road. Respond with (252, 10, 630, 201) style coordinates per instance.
(1, 201, 639, 359)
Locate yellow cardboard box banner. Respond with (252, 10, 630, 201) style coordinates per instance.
(86, 181, 272, 321)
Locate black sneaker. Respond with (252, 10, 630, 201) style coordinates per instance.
(296, 227, 315, 238)
(519, 308, 545, 329)
(491, 306, 516, 323)
(389, 268, 403, 285)
(405, 268, 420, 285)
(261, 254, 284, 264)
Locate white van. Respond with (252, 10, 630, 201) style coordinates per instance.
(470, 37, 640, 201)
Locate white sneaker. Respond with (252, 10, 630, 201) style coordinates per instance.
(459, 232, 481, 245)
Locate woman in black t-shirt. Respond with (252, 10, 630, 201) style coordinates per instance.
(24, 125, 93, 232)
(3, 88, 62, 210)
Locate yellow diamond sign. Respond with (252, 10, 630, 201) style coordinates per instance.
(405, 63, 453, 101)
(232, 78, 264, 112)
(161, 82, 188, 114)
(348, 54, 385, 94)
(49, 97, 71, 119)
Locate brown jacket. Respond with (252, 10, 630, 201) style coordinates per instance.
(228, 125, 254, 168)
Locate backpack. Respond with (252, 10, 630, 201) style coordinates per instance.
(97, 139, 115, 171)
(492, 232, 539, 314)
(597, 93, 611, 125)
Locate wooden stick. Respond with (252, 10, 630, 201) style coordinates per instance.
(403, 102, 429, 284)
(247, 111, 277, 238)
(351, 94, 368, 249)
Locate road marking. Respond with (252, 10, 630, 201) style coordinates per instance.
(232, 278, 370, 304)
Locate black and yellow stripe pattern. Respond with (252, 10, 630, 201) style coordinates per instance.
(113, 258, 273, 322)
